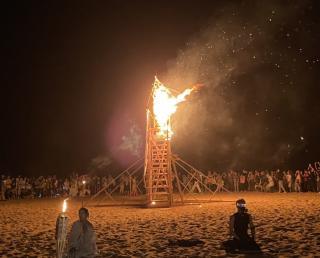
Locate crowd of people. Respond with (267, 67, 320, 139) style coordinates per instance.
(0, 173, 141, 200)
(1, 162, 319, 200)
(200, 164, 320, 194)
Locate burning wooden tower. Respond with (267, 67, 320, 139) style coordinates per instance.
(90, 77, 219, 207)
(144, 77, 194, 207)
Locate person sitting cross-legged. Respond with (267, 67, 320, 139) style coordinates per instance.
(222, 199, 261, 253)
(68, 207, 97, 258)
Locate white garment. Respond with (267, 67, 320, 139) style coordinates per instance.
(68, 220, 97, 258)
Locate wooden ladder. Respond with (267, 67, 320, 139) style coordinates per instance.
(147, 137, 173, 206)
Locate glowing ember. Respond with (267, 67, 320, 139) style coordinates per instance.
(152, 77, 195, 138)
(62, 198, 68, 213)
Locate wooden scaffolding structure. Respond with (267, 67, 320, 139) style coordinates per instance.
(88, 79, 229, 207)
(143, 109, 174, 207)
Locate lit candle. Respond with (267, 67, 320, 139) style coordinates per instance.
(56, 198, 69, 258)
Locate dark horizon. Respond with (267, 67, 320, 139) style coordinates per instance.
(1, 0, 320, 177)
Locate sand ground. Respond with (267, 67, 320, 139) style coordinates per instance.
(0, 193, 320, 258)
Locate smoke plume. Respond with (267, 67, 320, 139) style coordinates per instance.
(161, 0, 313, 170)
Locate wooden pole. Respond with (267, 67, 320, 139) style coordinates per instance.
(174, 159, 217, 195)
(172, 158, 184, 204)
(90, 158, 142, 200)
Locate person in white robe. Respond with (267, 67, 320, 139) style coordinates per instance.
(68, 208, 97, 258)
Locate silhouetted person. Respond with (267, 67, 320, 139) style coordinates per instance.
(223, 199, 261, 253)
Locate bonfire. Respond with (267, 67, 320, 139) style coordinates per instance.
(152, 76, 195, 138)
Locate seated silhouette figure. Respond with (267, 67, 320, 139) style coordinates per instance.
(223, 199, 261, 253)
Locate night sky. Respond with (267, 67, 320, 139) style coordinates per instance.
(1, 1, 320, 176)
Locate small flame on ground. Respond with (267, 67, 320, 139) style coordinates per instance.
(152, 77, 195, 138)
(62, 198, 68, 213)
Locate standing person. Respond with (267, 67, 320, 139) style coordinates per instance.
(226, 171, 233, 191)
(70, 179, 78, 198)
(1, 175, 6, 201)
(307, 164, 316, 192)
(232, 171, 239, 192)
(41, 177, 47, 197)
(295, 170, 301, 192)
(207, 171, 213, 191)
(5, 176, 12, 199)
(119, 175, 125, 195)
(190, 178, 202, 193)
(131, 176, 138, 196)
(276, 170, 286, 193)
(211, 172, 217, 191)
(182, 174, 189, 191)
(53, 176, 59, 197)
(63, 178, 70, 196)
(302, 170, 309, 192)
(254, 172, 262, 192)
(195, 171, 203, 191)
(102, 176, 108, 191)
(265, 173, 274, 192)
(247, 172, 255, 191)
(239, 172, 246, 192)
(68, 208, 97, 258)
(222, 199, 260, 253)
(107, 175, 115, 192)
(317, 169, 320, 193)
(309, 167, 317, 192)
(263, 171, 269, 191)
(215, 174, 224, 192)
(25, 178, 33, 198)
(286, 171, 292, 192)
(93, 176, 100, 194)
(15, 176, 21, 199)
(124, 175, 130, 195)
(315, 162, 320, 192)
(19, 177, 26, 198)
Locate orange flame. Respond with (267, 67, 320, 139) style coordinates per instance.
(62, 198, 68, 213)
(152, 77, 195, 138)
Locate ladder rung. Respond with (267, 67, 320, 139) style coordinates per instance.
(151, 192, 169, 195)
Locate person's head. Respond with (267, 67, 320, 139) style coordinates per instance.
(236, 199, 247, 213)
(79, 207, 89, 221)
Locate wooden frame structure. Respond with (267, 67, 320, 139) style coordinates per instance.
(89, 80, 230, 207)
(143, 108, 174, 207)
(89, 154, 229, 206)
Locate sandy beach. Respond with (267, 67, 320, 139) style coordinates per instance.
(0, 193, 320, 257)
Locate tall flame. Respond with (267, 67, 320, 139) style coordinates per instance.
(62, 198, 68, 213)
(152, 77, 194, 138)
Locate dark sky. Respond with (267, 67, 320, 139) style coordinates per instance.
(1, 1, 320, 176)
